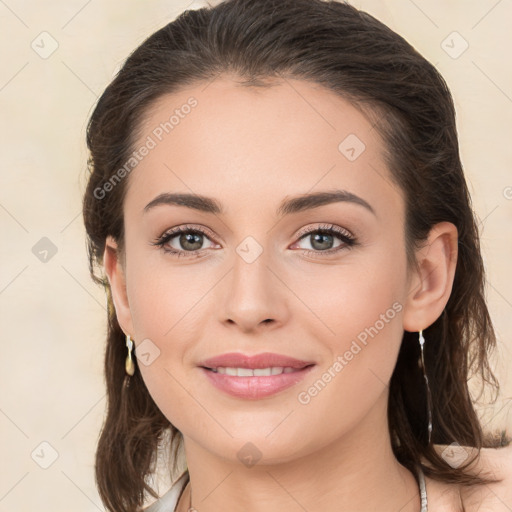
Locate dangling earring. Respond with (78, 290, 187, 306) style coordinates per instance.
(125, 334, 135, 377)
(418, 329, 433, 444)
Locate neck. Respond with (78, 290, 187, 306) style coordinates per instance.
(177, 393, 421, 512)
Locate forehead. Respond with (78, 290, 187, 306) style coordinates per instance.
(125, 76, 403, 220)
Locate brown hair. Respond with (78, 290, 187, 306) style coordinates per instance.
(82, 0, 510, 510)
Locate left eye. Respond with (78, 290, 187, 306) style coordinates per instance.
(291, 224, 356, 255)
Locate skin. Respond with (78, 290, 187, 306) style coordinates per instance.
(455, 444, 512, 511)
(102, 75, 509, 511)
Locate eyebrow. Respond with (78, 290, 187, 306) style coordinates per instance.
(143, 189, 376, 217)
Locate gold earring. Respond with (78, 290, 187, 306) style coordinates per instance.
(125, 334, 135, 376)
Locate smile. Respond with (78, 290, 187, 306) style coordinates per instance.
(209, 366, 302, 376)
(201, 364, 315, 399)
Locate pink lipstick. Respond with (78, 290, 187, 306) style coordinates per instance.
(198, 352, 316, 400)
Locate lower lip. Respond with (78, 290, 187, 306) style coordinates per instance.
(200, 366, 315, 400)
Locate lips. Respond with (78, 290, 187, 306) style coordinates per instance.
(198, 352, 316, 400)
(198, 352, 315, 370)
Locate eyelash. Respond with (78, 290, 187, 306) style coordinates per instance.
(150, 223, 357, 259)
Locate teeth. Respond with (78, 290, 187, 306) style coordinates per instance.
(213, 367, 299, 376)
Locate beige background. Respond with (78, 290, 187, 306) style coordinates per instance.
(1, 0, 511, 510)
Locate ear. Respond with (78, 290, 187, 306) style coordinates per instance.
(402, 221, 458, 332)
(103, 235, 134, 337)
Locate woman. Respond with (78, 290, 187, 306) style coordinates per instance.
(82, 0, 511, 510)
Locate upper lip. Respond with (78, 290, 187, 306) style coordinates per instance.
(198, 352, 316, 370)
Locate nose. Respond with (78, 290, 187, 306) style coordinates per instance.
(220, 248, 290, 334)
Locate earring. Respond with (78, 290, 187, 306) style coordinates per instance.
(418, 330, 433, 444)
(125, 334, 135, 376)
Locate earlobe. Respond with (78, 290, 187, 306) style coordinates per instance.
(103, 235, 134, 336)
(402, 222, 458, 332)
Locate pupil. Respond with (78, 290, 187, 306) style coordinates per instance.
(311, 232, 332, 251)
(181, 232, 202, 250)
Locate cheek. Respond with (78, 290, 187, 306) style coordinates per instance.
(124, 261, 217, 431)
(290, 240, 406, 349)
(289, 244, 406, 410)
(126, 250, 210, 339)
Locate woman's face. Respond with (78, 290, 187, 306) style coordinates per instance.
(108, 76, 417, 464)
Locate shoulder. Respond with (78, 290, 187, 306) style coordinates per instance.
(430, 443, 512, 512)
(460, 443, 512, 511)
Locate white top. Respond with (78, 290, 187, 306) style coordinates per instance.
(144, 471, 189, 512)
(144, 466, 428, 511)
